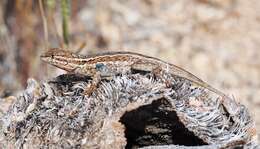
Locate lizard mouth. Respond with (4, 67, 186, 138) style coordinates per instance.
(40, 48, 84, 72)
(40, 55, 51, 63)
(40, 55, 76, 72)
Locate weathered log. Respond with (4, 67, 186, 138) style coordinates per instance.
(0, 73, 257, 148)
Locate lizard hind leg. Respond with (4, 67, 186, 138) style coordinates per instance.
(131, 61, 172, 88)
(151, 66, 173, 88)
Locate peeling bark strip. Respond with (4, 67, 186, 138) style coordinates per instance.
(0, 73, 258, 149)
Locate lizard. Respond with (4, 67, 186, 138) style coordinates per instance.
(41, 48, 242, 124)
(40, 48, 229, 99)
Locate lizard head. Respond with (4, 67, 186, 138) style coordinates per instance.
(40, 48, 85, 72)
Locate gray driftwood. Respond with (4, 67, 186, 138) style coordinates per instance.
(0, 72, 258, 149)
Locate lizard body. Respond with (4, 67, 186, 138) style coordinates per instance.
(41, 48, 227, 97)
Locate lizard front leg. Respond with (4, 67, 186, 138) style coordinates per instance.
(83, 72, 101, 96)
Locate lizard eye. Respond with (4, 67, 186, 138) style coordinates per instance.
(95, 63, 105, 70)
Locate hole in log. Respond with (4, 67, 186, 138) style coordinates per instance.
(120, 98, 207, 148)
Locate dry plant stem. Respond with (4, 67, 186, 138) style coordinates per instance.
(61, 0, 70, 45)
(75, 42, 87, 53)
(38, 0, 49, 48)
(51, 14, 64, 47)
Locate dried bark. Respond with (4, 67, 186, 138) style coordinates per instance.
(0, 73, 258, 149)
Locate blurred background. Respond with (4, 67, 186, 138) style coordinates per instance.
(0, 0, 259, 140)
